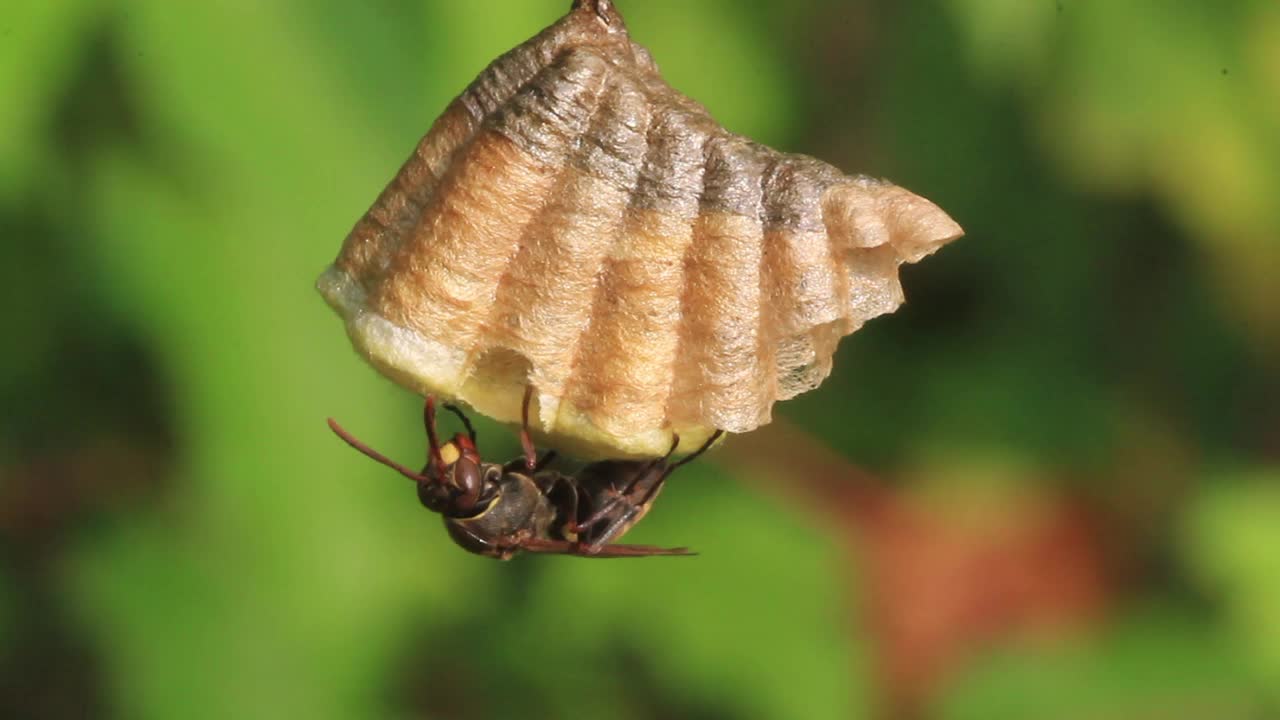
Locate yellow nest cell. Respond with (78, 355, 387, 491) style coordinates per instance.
(317, 0, 963, 460)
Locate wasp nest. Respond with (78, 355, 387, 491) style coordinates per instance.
(318, 0, 963, 459)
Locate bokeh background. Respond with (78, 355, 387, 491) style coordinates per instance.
(3, 0, 1278, 718)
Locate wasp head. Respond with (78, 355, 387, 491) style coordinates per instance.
(328, 397, 502, 519)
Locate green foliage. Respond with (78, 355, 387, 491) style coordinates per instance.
(0, 569, 11, 650)
(1185, 472, 1280, 703)
(948, 0, 1280, 346)
(1, 1, 1276, 718)
(943, 610, 1263, 720)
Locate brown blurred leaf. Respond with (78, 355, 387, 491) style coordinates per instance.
(724, 423, 1111, 718)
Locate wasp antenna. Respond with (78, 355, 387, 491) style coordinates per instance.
(443, 403, 478, 445)
(328, 418, 432, 483)
(423, 397, 447, 474)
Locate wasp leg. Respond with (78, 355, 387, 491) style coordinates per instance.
(516, 385, 538, 472)
(531, 471, 582, 544)
(508, 449, 558, 475)
(533, 450, 558, 472)
(665, 429, 725, 473)
(576, 430, 725, 554)
(572, 445, 675, 538)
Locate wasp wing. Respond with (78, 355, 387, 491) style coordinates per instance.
(518, 538, 695, 558)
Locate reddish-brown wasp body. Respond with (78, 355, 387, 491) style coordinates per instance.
(327, 389, 720, 559)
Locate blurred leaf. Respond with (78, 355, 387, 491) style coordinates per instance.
(54, 1, 822, 718)
(942, 608, 1264, 719)
(0, 0, 100, 197)
(946, 0, 1280, 352)
(942, 0, 1061, 86)
(621, 0, 797, 144)
(4, 0, 1275, 718)
(512, 468, 864, 720)
(60, 0, 494, 716)
(0, 567, 11, 649)
(1184, 470, 1280, 704)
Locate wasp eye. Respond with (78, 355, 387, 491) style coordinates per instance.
(452, 456, 484, 509)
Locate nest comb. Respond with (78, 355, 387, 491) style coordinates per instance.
(318, 0, 964, 459)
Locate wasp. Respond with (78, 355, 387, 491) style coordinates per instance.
(327, 388, 722, 559)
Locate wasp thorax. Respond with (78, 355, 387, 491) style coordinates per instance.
(318, 0, 964, 459)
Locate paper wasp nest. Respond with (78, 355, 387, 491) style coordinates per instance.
(318, 0, 963, 459)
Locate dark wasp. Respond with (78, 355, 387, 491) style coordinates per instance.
(327, 388, 722, 559)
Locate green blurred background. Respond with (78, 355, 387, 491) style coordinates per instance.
(2, 0, 1278, 718)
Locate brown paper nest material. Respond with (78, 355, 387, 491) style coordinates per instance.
(318, 0, 963, 459)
